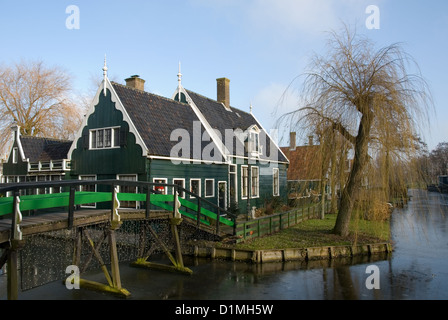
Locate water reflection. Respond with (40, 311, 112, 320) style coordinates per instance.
(1, 189, 447, 300)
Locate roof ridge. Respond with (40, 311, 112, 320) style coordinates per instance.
(111, 81, 188, 106)
(20, 136, 72, 143)
(185, 89, 251, 116)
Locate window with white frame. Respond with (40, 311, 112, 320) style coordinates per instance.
(251, 166, 259, 198)
(273, 168, 280, 196)
(205, 179, 214, 197)
(241, 166, 248, 199)
(190, 179, 201, 198)
(153, 178, 167, 194)
(173, 179, 185, 198)
(248, 126, 260, 155)
(12, 147, 18, 164)
(118, 174, 138, 208)
(79, 175, 97, 208)
(90, 127, 120, 149)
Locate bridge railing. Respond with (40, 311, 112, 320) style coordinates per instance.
(0, 179, 237, 241)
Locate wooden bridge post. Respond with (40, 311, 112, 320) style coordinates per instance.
(71, 186, 130, 298)
(7, 192, 23, 300)
(131, 191, 192, 275)
(170, 191, 185, 269)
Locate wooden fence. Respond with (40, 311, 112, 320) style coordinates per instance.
(235, 201, 330, 243)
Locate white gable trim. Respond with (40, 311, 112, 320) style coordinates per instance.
(68, 78, 148, 159)
(249, 112, 289, 164)
(171, 86, 230, 163)
(7, 126, 28, 164)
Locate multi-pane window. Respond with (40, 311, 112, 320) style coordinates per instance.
(205, 179, 214, 197)
(249, 131, 259, 154)
(12, 147, 18, 164)
(90, 127, 120, 149)
(190, 179, 201, 198)
(241, 166, 248, 199)
(251, 167, 259, 198)
(153, 178, 167, 195)
(79, 175, 96, 208)
(173, 179, 185, 198)
(118, 174, 138, 208)
(273, 168, 280, 196)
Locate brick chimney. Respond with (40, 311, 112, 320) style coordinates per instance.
(308, 135, 314, 146)
(125, 75, 145, 91)
(217, 77, 230, 109)
(290, 132, 296, 151)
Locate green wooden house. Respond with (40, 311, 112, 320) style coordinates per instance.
(2, 125, 72, 196)
(67, 63, 289, 214)
(3, 61, 289, 215)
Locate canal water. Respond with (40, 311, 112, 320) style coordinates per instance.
(1, 189, 447, 300)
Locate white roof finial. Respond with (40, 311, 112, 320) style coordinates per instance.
(102, 55, 108, 96)
(250, 101, 253, 113)
(177, 61, 182, 87)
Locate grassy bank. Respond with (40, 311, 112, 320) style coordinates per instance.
(219, 213, 390, 250)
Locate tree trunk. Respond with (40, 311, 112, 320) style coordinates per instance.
(333, 113, 372, 236)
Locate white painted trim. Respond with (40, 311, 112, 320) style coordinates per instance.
(79, 174, 98, 208)
(249, 112, 290, 164)
(218, 180, 227, 209)
(228, 154, 289, 165)
(153, 177, 168, 195)
(172, 86, 230, 162)
(241, 165, 248, 200)
(172, 178, 186, 198)
(204, 178, 215, 198)
(147, 154, 228, 165)
(273, 167, 280, 196)
(250, 166, 260, 198)
(189, 178, 201, 198)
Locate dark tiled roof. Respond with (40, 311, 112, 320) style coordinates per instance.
(112, 83, 223, 161)
(186, 90, 288, 163)
(20, 136, 72, 162)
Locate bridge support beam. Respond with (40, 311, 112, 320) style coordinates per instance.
(69, 188, 130, 298)
(131, 218, 192, 275)
(70, 224, 130, 298)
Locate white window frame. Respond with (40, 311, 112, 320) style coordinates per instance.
(273, 168, 280, 196)
(79, 175, 97, 208)
(218, 181, 227, 209)
(205, 179, 215, 198)
(229, 164, 238, 205)
(241, 165, 248, 199)
(248, 125, 260, 156)
(173, 178, 186, 198)
(12, 147, 18, 164)
(153, 178, 168, 195)
(90, 126, 120, 150)
(251, 166, 259, 198)
(190, 178, 201, 199)
(117, 174, 139, 209)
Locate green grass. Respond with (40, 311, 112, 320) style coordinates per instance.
(222, 213, 390, 250)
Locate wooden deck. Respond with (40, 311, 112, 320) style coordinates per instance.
(0, 209, 171, 245)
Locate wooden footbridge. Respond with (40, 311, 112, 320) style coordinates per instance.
(0, 179, 236, 299)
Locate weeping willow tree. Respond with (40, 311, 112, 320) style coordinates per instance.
(280, 26, 432, 237)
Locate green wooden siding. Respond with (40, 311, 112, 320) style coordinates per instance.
(148, 158, 228, 207)
(3, 135, 28, 177)
(70, 88, 146, 180)
(234, 160, 288, 215)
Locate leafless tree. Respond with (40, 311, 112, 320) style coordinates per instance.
(280, 26, 432, 236)
(0, 60, 83, 155)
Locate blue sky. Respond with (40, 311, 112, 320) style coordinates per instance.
(1, 1, 447, 150)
